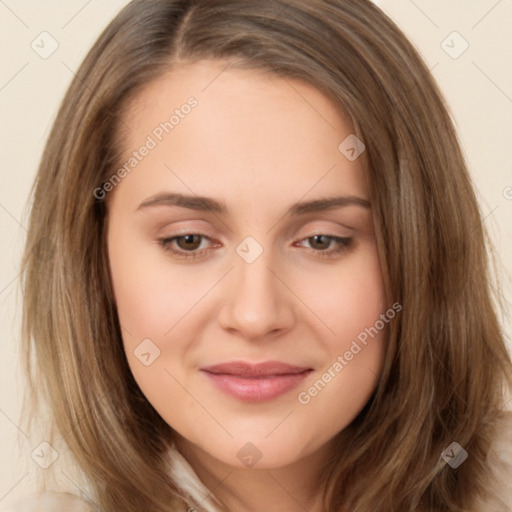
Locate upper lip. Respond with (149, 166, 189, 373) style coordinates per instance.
(201, 361, 312, 377)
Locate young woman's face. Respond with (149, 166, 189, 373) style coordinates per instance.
(107, 60, 388, 469)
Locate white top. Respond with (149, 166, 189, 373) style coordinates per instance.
(1, 492, 94, 512)
(4, 412, 512, 511)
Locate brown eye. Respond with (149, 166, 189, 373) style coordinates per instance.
(158, 233, 215, 261)
(295, 235, 353, 259)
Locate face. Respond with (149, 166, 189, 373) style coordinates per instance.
(107, 60, 388, 470)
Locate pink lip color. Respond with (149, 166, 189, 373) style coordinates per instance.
(200, 361, 313, 402)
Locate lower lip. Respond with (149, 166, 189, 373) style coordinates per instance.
(202, 370, 312, 402)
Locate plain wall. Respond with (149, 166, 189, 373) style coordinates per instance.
(1, 0, 511, 505)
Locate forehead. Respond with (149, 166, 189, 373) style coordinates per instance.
(123, 59, 352, 127)
(111, 59, 368, 212)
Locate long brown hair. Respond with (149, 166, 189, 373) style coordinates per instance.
(21, 0, 512, 510)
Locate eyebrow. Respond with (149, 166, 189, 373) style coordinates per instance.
(136, 192, 371, 216)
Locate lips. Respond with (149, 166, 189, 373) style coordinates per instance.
(200, 361, 313, 402)
(201, 361, 311, 377)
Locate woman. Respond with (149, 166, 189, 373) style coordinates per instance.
(12, 0, 512, 510)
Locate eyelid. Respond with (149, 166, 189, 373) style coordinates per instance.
(157, 220, 215, 236)
(287, 218, 357, 238)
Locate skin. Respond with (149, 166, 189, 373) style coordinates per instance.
(107, 59, 388, 512)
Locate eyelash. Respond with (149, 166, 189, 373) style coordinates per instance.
(158, 233, 353, 261)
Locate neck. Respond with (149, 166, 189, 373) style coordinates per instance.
(174, 436, 331, 512)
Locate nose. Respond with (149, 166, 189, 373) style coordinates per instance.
(217, 248, 296, 340)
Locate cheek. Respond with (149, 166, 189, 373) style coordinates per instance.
(305, 240, 387, 347)
(107, 223, 226, 405)
(294, 243, 388, 415)
(107, 230, 201, 413)
(108, 226, 205, 339)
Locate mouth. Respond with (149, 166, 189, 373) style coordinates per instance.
(200, 361, 313, 402)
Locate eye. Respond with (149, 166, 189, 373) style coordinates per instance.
(158, 234, 215, 260)
(294, 235, 353, 258)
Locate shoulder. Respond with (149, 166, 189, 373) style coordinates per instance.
(1, 492, 94, 512)
(476, 410, 512, 510)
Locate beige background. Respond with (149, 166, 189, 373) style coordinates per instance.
(1, 0, 511, 504)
